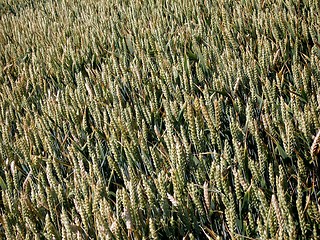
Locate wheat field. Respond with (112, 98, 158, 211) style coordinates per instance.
(0, 0, 319, 239)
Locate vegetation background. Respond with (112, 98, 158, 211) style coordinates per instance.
(0, 0, 319, 239)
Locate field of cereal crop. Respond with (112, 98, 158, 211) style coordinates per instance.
(0, 0, 319, 239)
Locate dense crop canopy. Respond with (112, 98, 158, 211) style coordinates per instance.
(0, 0, 319, 239)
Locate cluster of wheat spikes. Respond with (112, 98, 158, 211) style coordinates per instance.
(0, 0, 319, 239)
